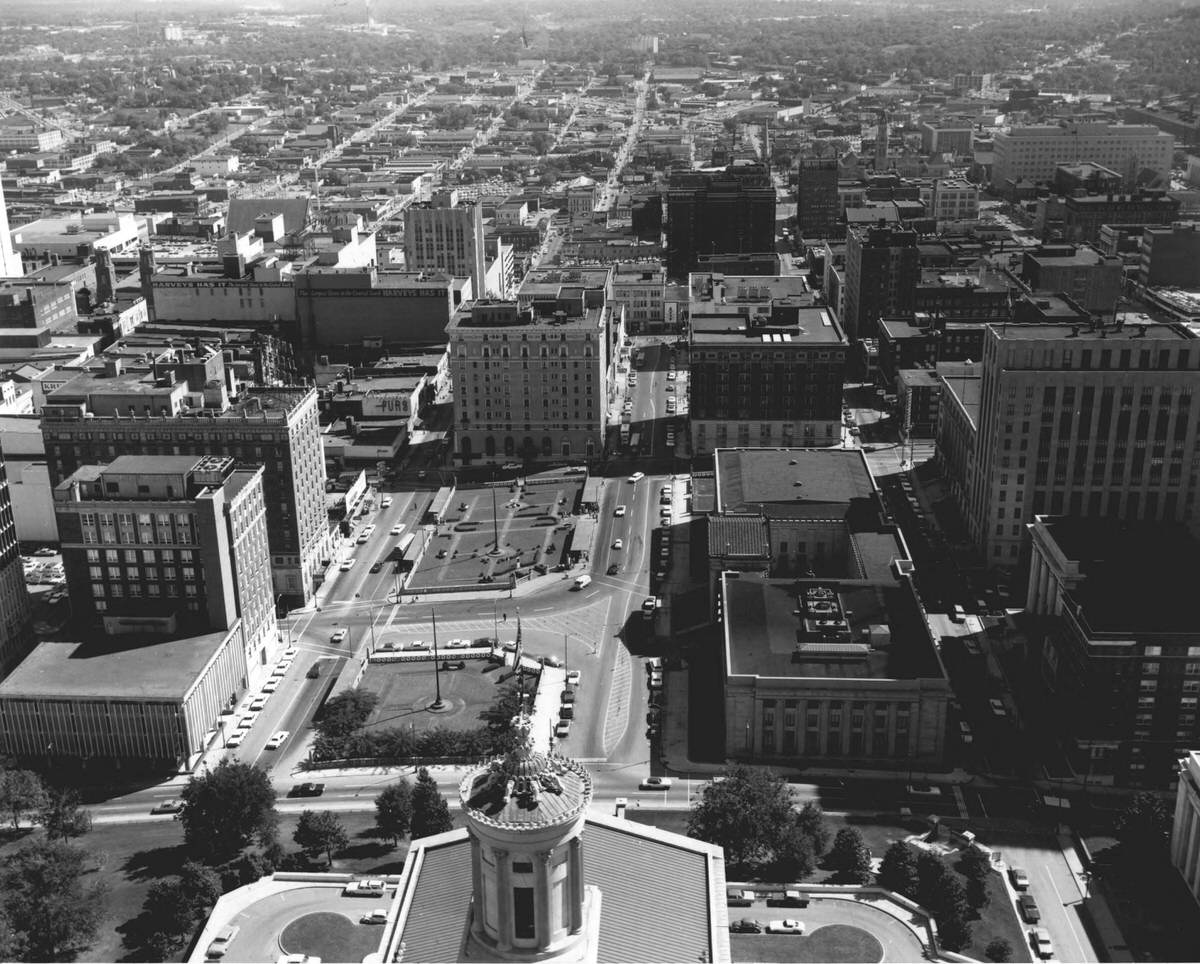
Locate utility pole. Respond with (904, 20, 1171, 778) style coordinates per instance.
(431, 609, 445, 710)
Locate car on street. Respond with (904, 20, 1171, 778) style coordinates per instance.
(606, 563, 620, 575)
(502, 462, 521, 470)
(730, 919, 762, 934)
(1030, 926, 1054, 959)
(445, 638, 470, 649)
(361, 909, 389, 925)
(659, 506, 672, 518)
(289, 782, 326, 798)
(331, 629, 347, 644)
(639, 776, 672, 790)
(380, 496, 392, 508)
(441, 660, 466, 671)
(765, 919, 805, 935)
(611, 539, 623, 550)
(1009, 866, 1030, 890)
(390, 524, 404, 536)
(555, 720, 571, 738)
(906, 783, 942, 797)
(408, 640, 431, 651)
(667, 371, 677, 381)
(225, 731, 246, 748)
(628, 471, 644, 483)
(1017, 894, 1041, 923)
(250, 697, 268, 712)
(266, 730, 289, 750)
(566, 670, 581, 686)
(989, 698, 1008, 717)
(370, 561, 383, 573)
(614, 504, 627, 517)
(339, 558, 356, 571)
(262, 679, 279, 693)
(151, 799, 184, 815)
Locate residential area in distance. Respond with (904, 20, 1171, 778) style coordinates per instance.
(1, 0, 1200, 961)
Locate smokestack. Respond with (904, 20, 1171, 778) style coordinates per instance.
(138, 245, 157, 322)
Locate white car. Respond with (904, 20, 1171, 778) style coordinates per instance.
(667, 371, 677, 381)
(611, 539, 623, 550)
(566, 669, 581, 686)
(330, 629, 348, 644)
(225, 731, 246, 748)
(262, 679, 278, 693)
(445, 638, 470, 649)
(389, 524, 404, 536)
(989, 698, 1008, 717)
(639, 776, 672, 791)
(344, 878, 386, 896)
(250, 697, 268, 712)
(380, 496, 393, 508)
(361, 908, 389, 925)
(660, 486, 671, 496)
(340, 558, 356, 571)
(765, 919, 805, 935)
(628, 471, 644, 483)
(266, 730, 289, 750)
(283, 647, 298, 658)
(555, 720, 571, 738)
(614, 504, 627, 517)
(362, 524, 376, 537)
(1031, 926, 1053, 959)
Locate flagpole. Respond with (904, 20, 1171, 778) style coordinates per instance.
(431, 608, 445, 710)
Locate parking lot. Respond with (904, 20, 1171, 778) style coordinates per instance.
(404, 476, 584, 591)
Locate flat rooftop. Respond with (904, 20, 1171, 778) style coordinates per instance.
(723, 576, 942, 680)
(689, 309, 844, 345)
(0, 628, 234, 701)
(994, 320, 1188, 342)
(715, 448, 875, 514)
(1041, 517, 1200, 636)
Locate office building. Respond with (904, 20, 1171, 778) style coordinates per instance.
(1172, 750, 1200, 905)
(1021, 244, 1123, 316)
(687, 275, 848, 453)
(189, 725, 732, 964)
(1062, 192, 1180, 245)
(665, 162, 775, 282)
(41, 360, 326, 605)
(53, 455, 275, 675)
(609, 262, 666, 334)
(797, 157, 841, 239)
(1027, 515, 1200, 787)
(404, 189, 487, 297)
(920, 124, 974, 158)
(719, 569, 949, 767)
(930, 179, 979, 226)
(955, 319, 1200, 565)
(447, 299, 611, 464)
(991, 124, 1174, 189)
(842, 224, 919, 341)
(566, 176, 598, 221)
(0, 442, 33, 679)
(0, 177, 22, 277)
(1139, 222, 1200, 288)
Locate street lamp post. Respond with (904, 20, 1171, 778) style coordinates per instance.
(431, 609, 445, 710)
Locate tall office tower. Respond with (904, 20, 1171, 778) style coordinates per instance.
(990, 123, 1174, 190)
(53, 455, 276, 676)
(447, 298, 611, 464)
(874, 111, 889, 171)
(960, 319, 1200, 565)
(0, 442, 33, 679)
(797, 157, 841, 239)
(41, 358, 325, 606)
(842, 223, 919, 341)
(665, 162, 775, 282)
(0, 178, 23, 277)
(404, 189, 487, 297)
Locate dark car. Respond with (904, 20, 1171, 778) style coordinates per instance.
(1017, 894, 1041, 923)
(289, 782, 326, 798)
(606, 563, 620, 575)
(369, 561, 384, 573)
(730, 919, 762, 934)
(441, 660, 466, 671)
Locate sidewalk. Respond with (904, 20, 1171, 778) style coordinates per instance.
(1056, 831, 1134, 962)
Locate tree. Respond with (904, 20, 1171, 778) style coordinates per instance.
(1, 839, 104, 962)
(1114, 791, 1170, 863)
(916, 851, 950, 911)
(938, 911, 973, 952)
(687, 765, 795, 873)
(795, 802, 831, 856)
(0, 907, 23, 963)
(35, 790, 92, 843)
(0, 769, 47, 830)
(410, 767, 454, 839)
(293, 810, 348, 866)
(878, 841, 920, 899)
(316, 689, 380, 741)
(179, 760, 278, 862)
(827, 827, 873, 884)
(375, 778, 413, 846)
(772, 820, 817, 880)
(958, 845, 991, 881)
(985, 937, 1013, 962)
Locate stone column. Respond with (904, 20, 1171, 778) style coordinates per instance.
(494, 848, 512, 951)
(469, 834, 484, 935)
(535, 849, 553, 949)
(568, 835, 584, 933)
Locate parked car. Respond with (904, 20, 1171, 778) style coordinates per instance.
(343, 879, 386, 897)
(205, 924, 239, 959)
(289, 782, 326, 798)
(989, 698, 1008, 717)
(250, 697, 268, 712)
(639, 776, 672, 791)
(339, 558, 356, 571)
(445, 638, 470, 649)
(389, 524, 404, 536)
(262, 679, 278, 693)
(765, 919, 805, 934)
(441, 660, 466, 671)
(906, 783, 942, 797)
(614, 504, 627, 517)
(150, 799, 184, 815)
(1017, 894, 1041, 923)
(958, 721, 973, 743)
(555, 720, 571, 738)
(361, 909, 389, 925)
(1009, 866, 1030, 890)
(265, 730, 289, 750)
(730, 919, 762, 934)
(225, 731, 245, 748)
(408, 640, 430, 651)
(370, 561, 384, 573)
(1030, 926, 1053, 959)
(380, 496, 392, 508)
(627, 472, 644, 483)
(540, 654, 563, 667)
(566, 669, 581, 686)
(606, 563, 620, 575)
(611, 539, 623, 550)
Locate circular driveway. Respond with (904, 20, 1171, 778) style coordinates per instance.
(747, 897, 929, 963)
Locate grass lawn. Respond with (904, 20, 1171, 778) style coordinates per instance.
(0, 806, 458, 963)
(280, 910, 381, 961)
(732, 925, 883, 963)
(361, 659, 509, 734)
